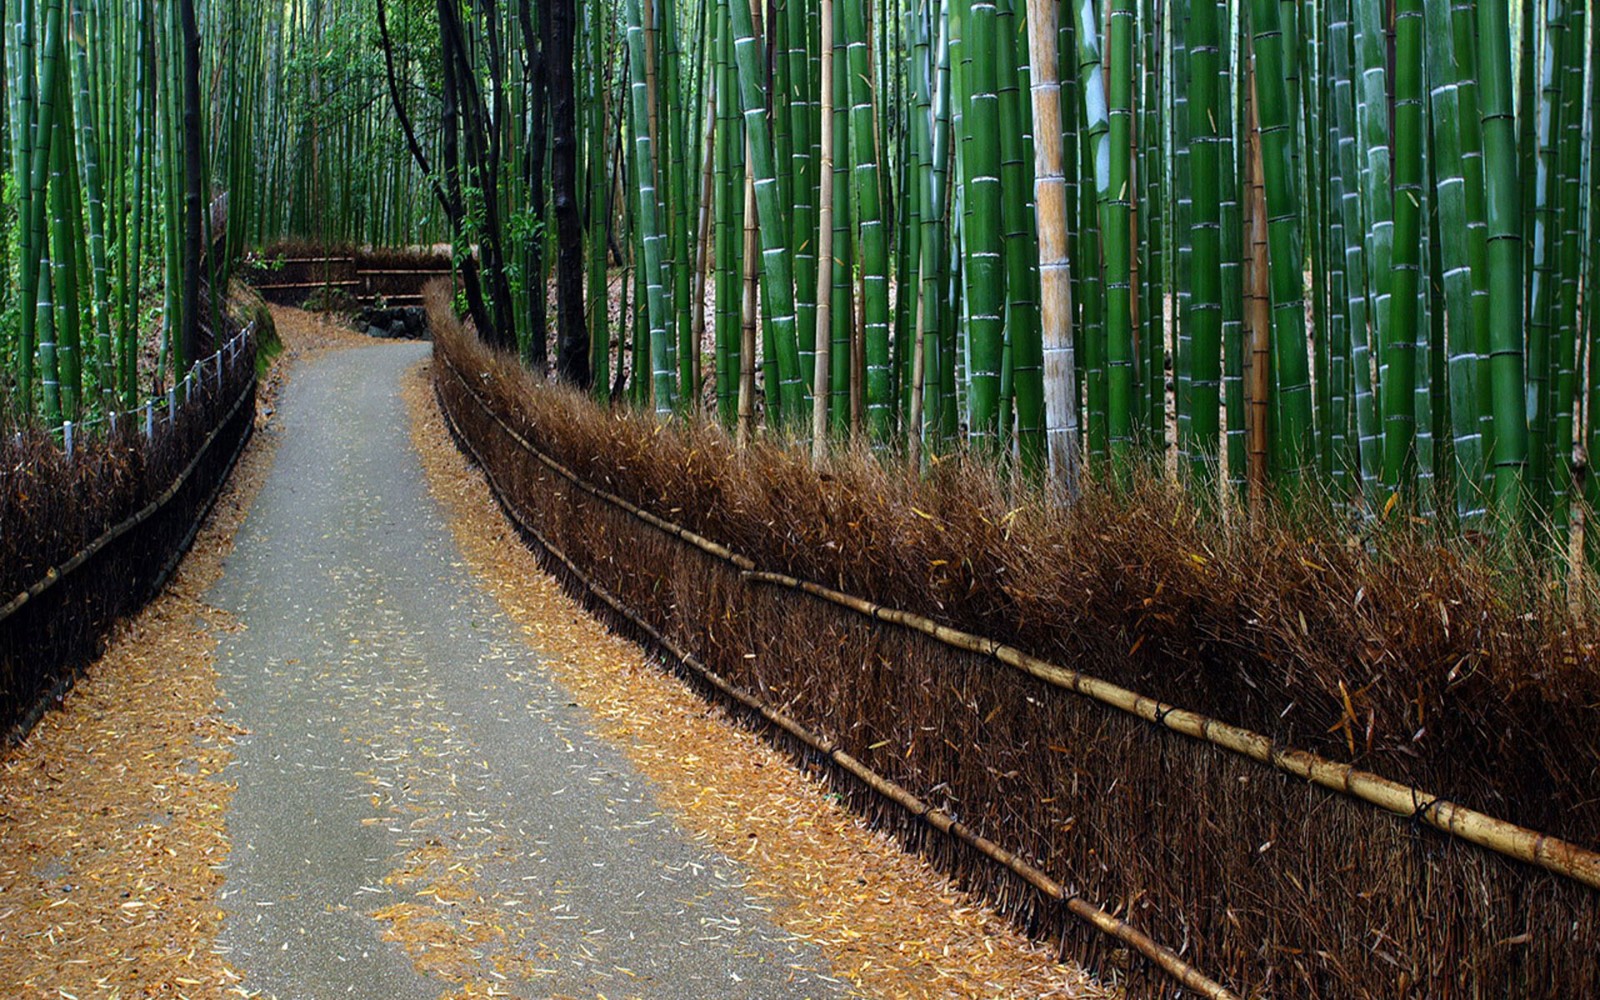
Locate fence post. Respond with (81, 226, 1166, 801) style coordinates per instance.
(145, 401, 155, 439)
(109, 410, 117, 436)
(63, 421, 73, 459)
(167, 387, 177, 427)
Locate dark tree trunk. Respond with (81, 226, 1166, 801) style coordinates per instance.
(433, 0, 498, 344)
(179, 0, 203, 368)
(516, 0, 549, 371)
(439, 0, 516, 352)
(542, 0, 588, 387)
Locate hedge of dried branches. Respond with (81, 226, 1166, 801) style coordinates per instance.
(432, 293, 1600, 998)
(241, 240, 453, 309)
(1, 347, 255, 741)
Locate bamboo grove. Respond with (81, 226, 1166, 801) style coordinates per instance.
(6, 0, 1600, 555)
(0, 0, 289, 425)
(352, 0, 1600, 554)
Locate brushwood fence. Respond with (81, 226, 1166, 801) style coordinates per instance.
(432, 324, 1600, 999)
(1, 327, 258, 742)
(241, 244, 454, 309)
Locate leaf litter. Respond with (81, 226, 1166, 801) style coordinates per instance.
(0, 306, 368, 998)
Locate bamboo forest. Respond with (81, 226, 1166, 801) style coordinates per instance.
(1, 0, 1598, 538)
(4, 1, 1600, 998)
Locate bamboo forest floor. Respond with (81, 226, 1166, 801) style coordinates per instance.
(0, 307, 1107, 1000)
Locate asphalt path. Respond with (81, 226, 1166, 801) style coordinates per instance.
(207, 340, 843, 999)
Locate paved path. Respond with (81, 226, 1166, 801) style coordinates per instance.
(207, 342, 844, 999)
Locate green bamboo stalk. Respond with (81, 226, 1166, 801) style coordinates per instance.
(843, 0, 891, 440)
(67, 0, 110, 404)
(714, 0, 739, 424)
(1249, 0, 1313, 481)
(1524, 0, 1564, 514)
(626, 0, 676, 414)
(1380, 0, 1424, 492)
(728, 0, 805, 426)
(1185, 0, 1224, 492)
(959, 0, 1004, 447)
(51, 65, 82, 419)
(1221, 1, 1247, 498)
(18, 0, 65, 419)
(1072, 0, 1107, 465)
(1477, 0, 1528, 524)
(1547, 0, 1584, 534)
(828, 0, 852, 436)
(1103, 0, 1135, 473)
(786, 0, 816, 390)
(996, 0, 1041, 468)
(1352, 0, 1391, 485)
(1425, 0, 1486, 523)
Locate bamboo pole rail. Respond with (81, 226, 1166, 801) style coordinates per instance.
(435, 363, 1242, 1000)
(438, 349, 1600, 895)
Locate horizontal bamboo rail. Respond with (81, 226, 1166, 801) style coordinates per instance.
(438, 352, 1600, 895)
(1, 354, 258, 626)
(435, 371, 1242, 1000)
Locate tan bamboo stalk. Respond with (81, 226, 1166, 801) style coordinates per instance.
(737, 156, 758, 446)
(1242, 50, 1270, 508)
(435, 372, 1240, 1000)
(690, 76, 718, 411)
(440, 340, 1600, 895)
(811, 0, 836, 462)
(642, 0, 661, 175)
(908, 287, 928, 473)
(851, 267, 865, 436)
(1026, 0, 1080, 490)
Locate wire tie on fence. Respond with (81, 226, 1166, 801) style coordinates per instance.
(1154, 704, 1176, 726)
(1411, 792, 1444, 828)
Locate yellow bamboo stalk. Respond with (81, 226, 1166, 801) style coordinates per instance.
(1025, 0, 1079, 488)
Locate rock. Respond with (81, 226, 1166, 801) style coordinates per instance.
(355, 306, 428, 340)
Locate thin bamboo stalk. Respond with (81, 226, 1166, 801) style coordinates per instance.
(811, 0, 834, 461)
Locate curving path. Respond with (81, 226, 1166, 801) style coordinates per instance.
(207, 340, 844, 999)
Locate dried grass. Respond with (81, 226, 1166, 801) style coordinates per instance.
(429, 286, 1600, 999)
(1, 344, 257, 742)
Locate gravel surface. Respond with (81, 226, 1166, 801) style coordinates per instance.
(208, 340, 843, 999)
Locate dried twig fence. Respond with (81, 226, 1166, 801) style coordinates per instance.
(241, 245, 455, 308)
(432, 320, 1600, 997)
(1, 327, 258, 742)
